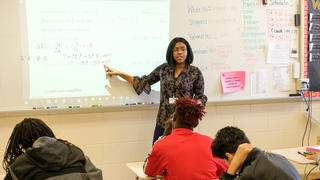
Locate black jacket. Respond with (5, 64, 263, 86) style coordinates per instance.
(220, 147, 301, 180)
(6, 136, 102, 180)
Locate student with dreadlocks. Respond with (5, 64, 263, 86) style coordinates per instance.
(2, 118, 102, 180)
(143, 96, 228, 180)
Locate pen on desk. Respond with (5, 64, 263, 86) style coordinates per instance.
(297, 151, 313, 157)
(298, 151, 306, 157)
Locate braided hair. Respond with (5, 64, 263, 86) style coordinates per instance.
(2, 118, 55, 173)
(175, 96, 206, 128)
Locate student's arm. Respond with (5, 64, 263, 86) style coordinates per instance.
(220, 143, 253, 180)
(84, 156, 103, 180)
(143, 145, 165, 177)
(104, 65, 134, 84)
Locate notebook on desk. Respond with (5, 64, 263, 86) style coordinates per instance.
(306, 145, 320, 153)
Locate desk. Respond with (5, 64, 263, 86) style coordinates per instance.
(126, 162, 163, 180)
(271, 147, 316, 164)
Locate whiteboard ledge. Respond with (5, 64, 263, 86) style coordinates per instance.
(0, 96, 311, 118)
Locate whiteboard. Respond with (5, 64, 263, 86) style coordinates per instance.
(0, 0, 300, 112)
(170, 0, 300, 102)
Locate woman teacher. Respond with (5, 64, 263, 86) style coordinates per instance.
(104, 37, 207, 144)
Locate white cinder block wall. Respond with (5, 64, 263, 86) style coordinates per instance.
(1, 101, 320, 179)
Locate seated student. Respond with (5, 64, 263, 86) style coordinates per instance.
(143, 96, 228, 180)
(211, 126, 301, 180)
(2, 118, 102, 180)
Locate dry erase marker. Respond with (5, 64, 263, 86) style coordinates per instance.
(125, 103, 136, 105)
(91, 104, 102, 107)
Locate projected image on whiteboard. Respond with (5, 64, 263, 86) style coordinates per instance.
(23, 0, 169, 99)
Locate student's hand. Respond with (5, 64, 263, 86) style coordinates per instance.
(227, 143, 253, 175)
(234, 143, 253, 160)
(104, 65, 123, 78)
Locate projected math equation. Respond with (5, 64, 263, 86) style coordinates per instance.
(21, 41, 112, 65)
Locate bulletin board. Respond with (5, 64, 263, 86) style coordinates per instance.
(304, 0, 320, 97)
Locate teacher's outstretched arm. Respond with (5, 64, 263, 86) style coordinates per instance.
(104, 65, 134, 84)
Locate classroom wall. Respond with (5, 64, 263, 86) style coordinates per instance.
(0, 101, 320, 179)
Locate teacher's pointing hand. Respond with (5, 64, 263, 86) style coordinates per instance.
(104, 65, 122, 77)
(104, 65, 134, 84)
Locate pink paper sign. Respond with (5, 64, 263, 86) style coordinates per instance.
(220, 71, 245, 93)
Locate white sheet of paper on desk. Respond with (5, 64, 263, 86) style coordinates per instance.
(267, 42, 290, 64)
(250, 69, 269, 96)
(273, 64, 290, 92)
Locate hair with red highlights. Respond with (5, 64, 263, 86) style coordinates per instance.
(175, 96, 206, 127)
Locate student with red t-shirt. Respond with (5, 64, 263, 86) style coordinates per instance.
(143, 96, 228, 180)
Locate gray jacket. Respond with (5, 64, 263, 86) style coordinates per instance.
(220, 147, 301, 180)
(6, 136, 102, 180)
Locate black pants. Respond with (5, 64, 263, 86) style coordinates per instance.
(152, 123, 164, 146)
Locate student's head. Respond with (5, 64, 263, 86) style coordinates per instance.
(211, 126, 250, 160)
(3, 118, 55, 172)
(174, 96, 205, 129)
(166, 37, 193, 67)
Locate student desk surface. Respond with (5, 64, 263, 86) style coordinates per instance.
(126, 161, 163, 180)
(271, 146, 316, 164)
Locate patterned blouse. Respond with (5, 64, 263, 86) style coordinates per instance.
(133, 63, 207, 127)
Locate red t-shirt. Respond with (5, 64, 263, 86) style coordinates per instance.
(144, 128, 228, 180)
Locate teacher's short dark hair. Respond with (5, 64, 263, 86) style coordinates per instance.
(166, 37, 194, 67)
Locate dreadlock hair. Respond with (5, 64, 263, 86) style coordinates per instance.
(2, 118, 55, 173)
(175, 96, 206, 128)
